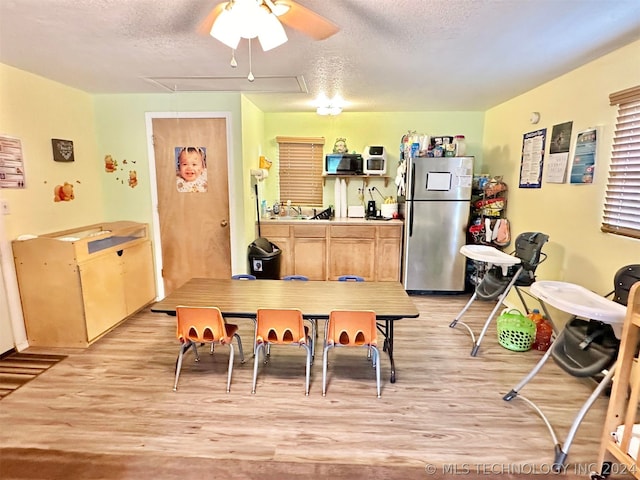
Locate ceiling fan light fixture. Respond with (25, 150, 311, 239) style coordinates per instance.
(258, 12, 288, 51)
(268, 0, 291, 16)
(210, 7, 241, 49)
(211, 0, 288, 51)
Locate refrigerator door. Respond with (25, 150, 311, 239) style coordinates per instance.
(408, 156, 473, 201)
(403, 199, 470, 292)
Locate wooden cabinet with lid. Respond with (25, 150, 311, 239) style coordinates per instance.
(12, 221, 156, 348)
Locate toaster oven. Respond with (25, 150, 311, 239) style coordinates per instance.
(363, 146, 387, 175)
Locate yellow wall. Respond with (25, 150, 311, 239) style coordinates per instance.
(262, 111, 485, 209)
(2, 37, 639, 346)
(240, 96, 266, 247)
(484, 39, 640, 310)
(0, 64, 103, 239)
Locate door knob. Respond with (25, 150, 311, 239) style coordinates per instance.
(220, 219, 228, 227)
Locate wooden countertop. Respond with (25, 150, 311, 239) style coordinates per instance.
(258, 217, 404, 226)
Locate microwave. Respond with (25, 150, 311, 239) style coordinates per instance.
(325, 153, 364, 175)
(363, 146, 387, 175)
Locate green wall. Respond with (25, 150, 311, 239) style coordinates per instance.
(262, 111, 485, 209)
(92, 92, 248, 273)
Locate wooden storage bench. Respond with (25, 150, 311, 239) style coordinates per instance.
(12, 221, 156, 348)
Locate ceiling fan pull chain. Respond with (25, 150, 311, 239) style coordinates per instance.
(248, 39, 255, 82)
(230, 48, 238, 68)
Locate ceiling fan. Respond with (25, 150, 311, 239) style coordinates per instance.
(198, 0, 340, 49)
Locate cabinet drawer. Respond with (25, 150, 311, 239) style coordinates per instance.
(330, 225, 375, 239)
(377, 225, 402, 239)
(293, 225, 326, 238)
(260, 224, 290, 237)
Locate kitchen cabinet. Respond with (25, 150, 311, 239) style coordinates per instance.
(328, 225, 375, 280)
(292, 225, 327, 280)
(12, 221, 156, 348)
(375, 225, 403, 281)
(259, 219, 403, 281)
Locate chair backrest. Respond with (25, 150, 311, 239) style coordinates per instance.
(513, 232, 549, 271)
(256, 308, 307, 344)
(337, 275, 365, 282)
(176, 306, 229, 344)
(231, 274, 256, 280)
(282, 275, 309, 281)
(327, 310, 377, 346)
(612, 264, 640, 305)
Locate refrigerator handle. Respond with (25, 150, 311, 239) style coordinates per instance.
(410, 162, 416, 200)
(408, 200, 413, 237)
(407, 161, 415, 237)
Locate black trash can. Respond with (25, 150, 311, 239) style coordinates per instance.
(248, 237, 282, 279)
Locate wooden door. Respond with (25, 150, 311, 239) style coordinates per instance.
(152, 117, 231, 295)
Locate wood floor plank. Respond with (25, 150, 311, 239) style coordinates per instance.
(0, 294, 622, 472)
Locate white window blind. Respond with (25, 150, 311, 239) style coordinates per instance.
(602, 86, 640, 239)
(276, 136, 325, 207)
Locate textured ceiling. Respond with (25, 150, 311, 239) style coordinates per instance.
(1, 0, 640, 113)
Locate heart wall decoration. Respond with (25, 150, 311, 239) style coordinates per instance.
(52, 139, 75, 162)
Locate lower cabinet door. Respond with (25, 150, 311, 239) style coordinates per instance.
(121, 241, 156, 314)
(293, 238, 327, 280)
(79, 254, 127, 342)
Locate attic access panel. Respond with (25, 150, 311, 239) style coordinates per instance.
(146, 75, 308, 93)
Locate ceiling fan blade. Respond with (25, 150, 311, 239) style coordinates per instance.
(278, 1, 339, 40)
(197, 2, 227, 36)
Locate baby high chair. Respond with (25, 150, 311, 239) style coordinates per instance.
(502, 264, 640, 471)
(450, 231, 550, 356)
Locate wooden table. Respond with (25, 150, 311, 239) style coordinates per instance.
(151, 278, 419, 383)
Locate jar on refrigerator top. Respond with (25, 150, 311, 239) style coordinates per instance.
(453, 135, 466, 156)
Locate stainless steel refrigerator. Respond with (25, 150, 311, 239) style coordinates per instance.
(402, 156, 474, 293)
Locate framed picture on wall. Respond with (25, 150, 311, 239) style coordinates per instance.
(51, 139, 75, 162)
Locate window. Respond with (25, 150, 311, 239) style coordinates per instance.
(602, 86, 640, 239)
(276, 136, 325, 207)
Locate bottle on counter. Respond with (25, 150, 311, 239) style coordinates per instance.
(453, 135, 467, 156)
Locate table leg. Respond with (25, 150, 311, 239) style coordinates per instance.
(377, 319, 396, 383)
(387, 320, 396, 383)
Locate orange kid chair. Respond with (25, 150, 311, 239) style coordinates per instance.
(174, 306, 245, 393)
(252, 308, 312, 395)
(322, 310, 381, 398)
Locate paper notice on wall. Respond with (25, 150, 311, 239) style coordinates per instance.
(545, 121, 573, 183)
(519, 128, 546, 189)
(0, 135, 26, 189)
(570, 128, 597, 184)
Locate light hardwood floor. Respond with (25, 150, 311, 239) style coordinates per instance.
(0, 294, 614, 472)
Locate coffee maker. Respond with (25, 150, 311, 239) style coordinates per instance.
(366, 200, 377, 218)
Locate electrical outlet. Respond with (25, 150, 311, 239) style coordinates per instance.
(1, 200, 9, 215)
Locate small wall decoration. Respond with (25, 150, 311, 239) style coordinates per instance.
(0, 134, 26, 188)
(128, 170, 138, 188)
(52, 139, 75, 162)
(104, 154, 117, 172)
(333, 138, 348, 153)
(53, 182, 75, 202)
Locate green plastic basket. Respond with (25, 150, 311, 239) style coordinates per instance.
(496, 309, 536, 352)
